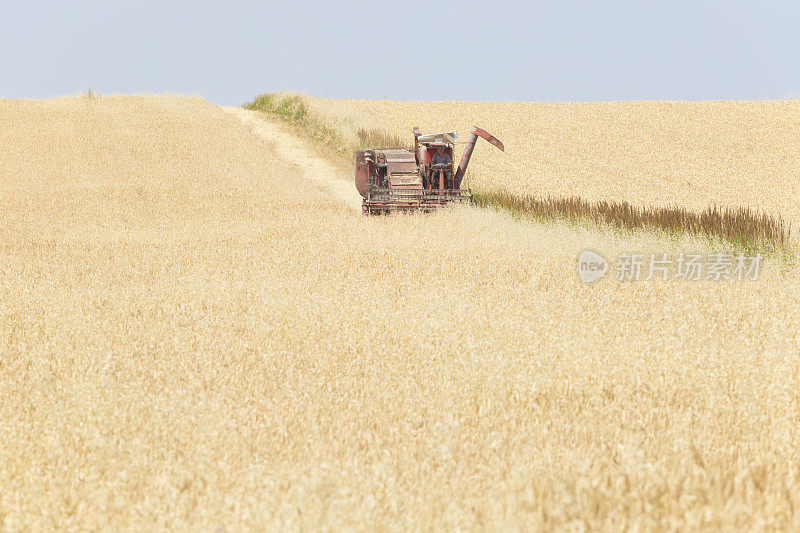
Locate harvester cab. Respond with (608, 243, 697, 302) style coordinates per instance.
(356, 126, 504, 215)
(415, 130, 457, 190)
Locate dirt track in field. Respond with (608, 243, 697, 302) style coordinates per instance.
(225, 107, 362, 211)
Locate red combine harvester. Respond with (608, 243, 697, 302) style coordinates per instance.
(355, 126, 504, 214)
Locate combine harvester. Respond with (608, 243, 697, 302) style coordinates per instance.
(355, 126, 504, 214)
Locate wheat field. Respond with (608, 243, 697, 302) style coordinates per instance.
(301, 95, 800, 230)
(2, 95, 800, 530)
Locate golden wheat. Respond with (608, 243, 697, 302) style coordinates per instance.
(300, 95, 800, 231)
(1, 95, 800, 531)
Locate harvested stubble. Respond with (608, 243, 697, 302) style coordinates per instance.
(1, 95, 800, 531)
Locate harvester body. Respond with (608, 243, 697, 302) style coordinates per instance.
(356, 126, 503, 214)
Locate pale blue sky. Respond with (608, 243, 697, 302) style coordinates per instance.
(1, 0, 798, 105)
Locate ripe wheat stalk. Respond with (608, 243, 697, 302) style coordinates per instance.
(1, 94, 799, 530)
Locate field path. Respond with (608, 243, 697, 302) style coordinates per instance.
(225, 107, 362, 211)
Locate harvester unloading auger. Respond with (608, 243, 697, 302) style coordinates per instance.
(355, 126, 504, 214)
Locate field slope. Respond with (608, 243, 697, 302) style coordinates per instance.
(298, 95, 800, 230)
(1, 95, 799, 530)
